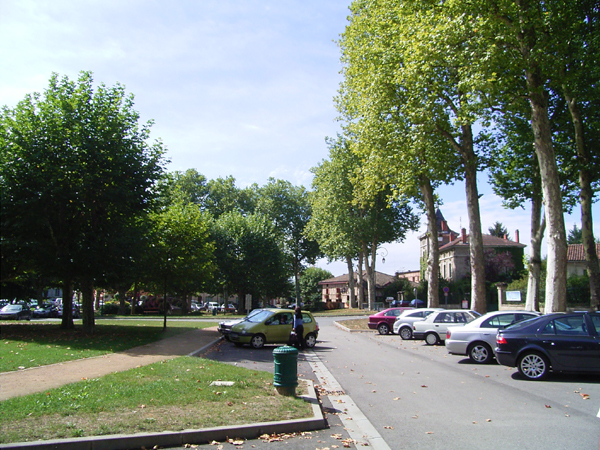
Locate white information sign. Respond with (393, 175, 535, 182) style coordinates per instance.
(506, 291, 522, 302)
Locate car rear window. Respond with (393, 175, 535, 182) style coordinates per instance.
(541, 315, 588, 336)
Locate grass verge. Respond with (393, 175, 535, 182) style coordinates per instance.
(0, 356, 311, 444)
(336, 318, 370, 330)
(0, 320, 216, 372)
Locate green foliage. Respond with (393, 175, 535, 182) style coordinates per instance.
(211, 212, 291, 305)
(566, 274, 590, 306)
(1, 71, 166, 325)
(299, 267, 333, 306)
(100, 301, 130, 315)
(142, 201, 216, 297)
(488, 222, 510, 240)
(567, 224, 583, 245)
(380, 276, 413, 301)
(256, 178, 322, 301)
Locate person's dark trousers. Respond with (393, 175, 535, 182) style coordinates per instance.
(295, 324, 304, 349)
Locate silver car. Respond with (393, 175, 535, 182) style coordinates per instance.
(446, 310, 541, 364)
(412, 309, 480, 345)
(393, 308, 444, 340)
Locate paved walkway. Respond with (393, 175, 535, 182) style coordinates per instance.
(0, 327, 220, 401)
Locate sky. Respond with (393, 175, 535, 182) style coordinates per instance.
(1, 1, 598, 277)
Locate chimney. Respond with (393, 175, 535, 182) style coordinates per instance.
(515, 229, 519, 243)
(503, 234, 507, 240)
(461, 228, 467, 244)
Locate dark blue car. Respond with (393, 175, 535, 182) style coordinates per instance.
(495, 311, 600, 380)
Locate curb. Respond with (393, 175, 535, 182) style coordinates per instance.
(0, 380, 325, 450)
(334, 320, 374, 333)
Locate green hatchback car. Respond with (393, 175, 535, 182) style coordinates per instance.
(229, 308, 319, 349)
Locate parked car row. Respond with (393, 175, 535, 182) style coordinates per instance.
(372, 306, 600, 380)
(0, 299, 82, 320)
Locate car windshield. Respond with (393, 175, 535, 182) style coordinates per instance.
(1, 305, 21, 312)
(246, 310, 273, 323)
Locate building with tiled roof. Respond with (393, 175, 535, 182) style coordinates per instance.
(437, 228, 526, 281)
(420, 209, 526, 282)
(318, 271, 396, 308)
(567, 243, 600, 278)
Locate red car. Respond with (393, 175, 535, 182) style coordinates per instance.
(368, 307, 413, 335)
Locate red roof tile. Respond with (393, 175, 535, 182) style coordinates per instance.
(567, 243, 600, 261)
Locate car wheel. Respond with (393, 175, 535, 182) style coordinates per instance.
(305, 332, 317, 348)
(399, 327, 413, 340)
(518, 351, 550, 380)
(377, 323, 390, 335)
(425, 332, 439, 345)
(468, 342, 492, 364)
(250, 334, 265, 349)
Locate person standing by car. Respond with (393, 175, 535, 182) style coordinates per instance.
(292, 307, 305, 349)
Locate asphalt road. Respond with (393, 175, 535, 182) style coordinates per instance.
(168, 316, 600, 450)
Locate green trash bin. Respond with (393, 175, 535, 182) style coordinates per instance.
(273, 345, 298, 396)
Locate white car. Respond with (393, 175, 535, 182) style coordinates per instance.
(445, 310, 541, 363)
(412, 309, 480, 345)
(393, 308, 444, 339)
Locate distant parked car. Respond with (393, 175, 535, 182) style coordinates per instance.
(57, 304, 80, 319)
(0, 304, 32, 320)
(393, 308, 444, 340)
(368, 307, 413, 335)
(413, 309, 480, 345)
(446, 310, 541, 364)
(220, 303, 237, 313)
(495, 312, 600, 380)
(32, 302, 59, 318)
(229, 308, 319, 349)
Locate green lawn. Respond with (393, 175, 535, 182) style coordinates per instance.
(0, 356, 312, 444)
(0, 320, 216, 372)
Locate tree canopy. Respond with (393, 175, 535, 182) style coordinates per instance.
(1, 71, 166, 329)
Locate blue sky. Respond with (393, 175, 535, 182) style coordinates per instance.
(1, 1, 597, 276)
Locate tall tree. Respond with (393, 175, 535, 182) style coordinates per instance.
(212, 212, 290, 313)
(488, 222, 510, 240)
(337, 0, 489, 312)
(143, 201, 215, 329)
(299, 267, 333, 307)
(0, 71, 166, 330)
(255, 178, 322, 305)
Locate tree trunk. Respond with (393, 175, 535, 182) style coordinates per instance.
(118, 287, 127, 315)
(60, 280, 74, 330)
(514, 2, 567, 312)
(346, 256, 357, 308)
(563, 88, 600, 308)
(420, 178, 440, 308)
(527, 79, 567, 312)
(357, 252, 365, 309)
(461, 125, 486, 314)
(363, 243, 376, 310)
(526, 192, 545, 312)
(81, 277, 95, 332)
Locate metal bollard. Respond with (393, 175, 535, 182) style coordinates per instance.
(272, 345, 298, 396)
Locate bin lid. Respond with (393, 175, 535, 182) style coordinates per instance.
(272, 345, 298, 355)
